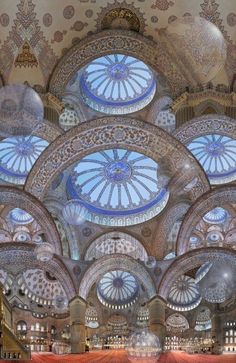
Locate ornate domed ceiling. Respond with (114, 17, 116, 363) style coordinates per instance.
(0, 135, 48, 184)
(17, 268, 67, 306)
(0, 0, 235, 89)
(97, 270, 139, 309)
(67, 148, 169, 226)
(73, 54, 156, 114)
(85, 232, 148, 261)
(187, 134, 236, 184)
(167, 275, 201, 311)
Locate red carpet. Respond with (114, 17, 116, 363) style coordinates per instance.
(1, 350, 236, 363)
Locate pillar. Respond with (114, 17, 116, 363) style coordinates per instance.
(211, 314, 223, 354)
(69, 296, 87, 354)
(148, 295, 166, 346)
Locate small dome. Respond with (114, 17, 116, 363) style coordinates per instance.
(59, 106, 80, 130)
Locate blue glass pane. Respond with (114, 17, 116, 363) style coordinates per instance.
(187, 134, 236, 184)
(0, 135, 49, 185)
(80, 54, 156, 114)
(66, 148, 169, 226)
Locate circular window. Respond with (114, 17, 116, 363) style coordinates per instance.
(80, 54, 156, 114)
(66, 148, 169, 226)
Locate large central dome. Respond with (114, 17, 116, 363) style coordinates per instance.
(67, 148, 169, 226)
(80, 54, 156, 114)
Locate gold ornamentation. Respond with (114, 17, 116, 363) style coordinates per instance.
(14, 42, 38, 68)
(172, 88, 236, 112)
(101, 8, 140, 32)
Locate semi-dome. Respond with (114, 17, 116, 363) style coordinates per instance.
(0, 135, 48, 185)
(67, 148, 169, 226)
(187, 134, 236, 184)
(8, 208, 34, 225)
(166, 313, 189, 332)
(167, 275, 201, 311)
(17, 269, 67, 306)
(203, 207, 228, 224)
(97, 270, 139, 310)
(79, 54, 156, 114)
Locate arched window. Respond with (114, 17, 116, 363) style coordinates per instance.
(17, 321, 27, 331)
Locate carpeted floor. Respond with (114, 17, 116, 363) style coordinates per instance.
(1, 350, 236, 363)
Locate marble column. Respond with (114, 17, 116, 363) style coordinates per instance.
(69, 296, 87, 354)
(148, 295, 166, 346)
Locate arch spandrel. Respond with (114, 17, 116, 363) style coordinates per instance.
(176, 186, 236, 255)
(158, 247, 236, 300)
(48, 29, 190, 99)
(0, 186, 62, 254)
(25, 117, 209, 201)
(78, 254, 156, 300)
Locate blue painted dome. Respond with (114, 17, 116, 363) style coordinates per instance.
(97, 270, 139, 309)
(203, 207, 228, 224)
(0, 135, 48, 185)
(80, 54, 156, 114)
(67, 148, 169, 226)
(8, 208, 34, 225)
(187, 134, 236, 184)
